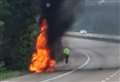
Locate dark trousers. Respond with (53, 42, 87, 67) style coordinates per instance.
(64, 54, 69, 64)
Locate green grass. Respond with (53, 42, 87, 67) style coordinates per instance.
(0, 67, 25, 81)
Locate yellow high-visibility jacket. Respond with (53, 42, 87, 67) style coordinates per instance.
(64, 48, 70, 55)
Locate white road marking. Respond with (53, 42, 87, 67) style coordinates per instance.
(101, 69, 120, 82)
(109, 70, 120, 78)
(40, 53, 90, 82)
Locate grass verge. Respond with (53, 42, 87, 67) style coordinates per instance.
(0, 67, 25, 81)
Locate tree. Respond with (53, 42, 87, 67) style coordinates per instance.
(0, 0, 35, 70)
(0, 0, 10, 64)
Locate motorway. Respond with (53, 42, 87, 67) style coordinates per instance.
(70, 0, 120, 35)
(1, 0, 120, 82)
(1, 66, 120, 82)
(2, 38, 120, 82)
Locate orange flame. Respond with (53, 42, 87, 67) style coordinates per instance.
(29, 19, 56, 73)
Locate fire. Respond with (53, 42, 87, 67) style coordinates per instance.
(29, 19, 56, 73)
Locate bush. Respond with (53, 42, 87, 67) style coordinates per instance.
(2, 24, 36, 70)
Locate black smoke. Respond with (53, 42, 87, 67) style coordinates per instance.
(33, 0, 82, 46)
(41, 0, 74, 46)
(46, 1, 73, 46)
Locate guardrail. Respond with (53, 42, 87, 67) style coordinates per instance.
(65, 32, 120, 43)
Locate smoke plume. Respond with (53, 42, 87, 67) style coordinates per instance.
(32, 0, 82, 46)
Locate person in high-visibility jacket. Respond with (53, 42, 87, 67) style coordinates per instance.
(63, 48, 70, 64)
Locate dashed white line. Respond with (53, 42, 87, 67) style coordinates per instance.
(101, 69, 120, 82)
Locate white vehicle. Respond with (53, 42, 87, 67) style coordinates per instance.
(80, 30, 87, 34)
(59, 1, 120, 69)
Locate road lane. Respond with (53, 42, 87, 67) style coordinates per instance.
(2, 69, 119, 82)
(1, 38, 120, 82)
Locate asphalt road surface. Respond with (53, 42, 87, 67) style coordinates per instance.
(1, 68, 120, 82)
(1, 1, 120, 82)
(1, 37, 120, 82)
